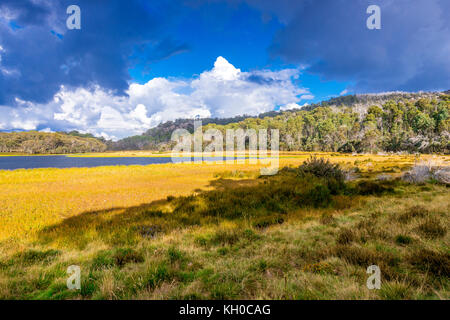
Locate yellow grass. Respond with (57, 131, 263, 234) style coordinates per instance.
(0, 152, 448, 245)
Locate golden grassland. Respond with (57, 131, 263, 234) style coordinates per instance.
(1, 152, 445, 243)
(0, 152, 448, 299)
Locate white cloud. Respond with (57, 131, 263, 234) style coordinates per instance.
(340, 89, 349, 96)
(0, 57, 309, 140)
(280, 102, 309, 111)
(300, 94, 314, 100)
(210, 56, 240, 80)
(10, 119, 40, 131)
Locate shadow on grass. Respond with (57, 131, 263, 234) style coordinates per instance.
(36, 166, 399, 249)
(36, 177, 261, 248)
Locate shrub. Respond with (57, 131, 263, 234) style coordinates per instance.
(304, 184, 332, 208)
(298, 157, 345, 182)
(395, 235, 412, 245)
(409, 249, 450, 276)
(113, 248, 144, 267)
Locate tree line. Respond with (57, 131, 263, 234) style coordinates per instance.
(0, 131, 107, 154)
(113, 93, 450, 154)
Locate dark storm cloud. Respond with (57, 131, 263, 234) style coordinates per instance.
(236, 0, 450, 92)
(0, 0, 187, 105)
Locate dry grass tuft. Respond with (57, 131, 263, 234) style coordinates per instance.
(417, 218, 447, 239)
(397, 205, 428, 223)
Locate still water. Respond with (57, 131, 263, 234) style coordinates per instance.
(0, 156, 227, 170)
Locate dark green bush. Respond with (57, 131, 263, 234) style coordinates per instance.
(297, 157, 345, 184)
(303, 184, 332, 208)
(395, 235, 412, 245)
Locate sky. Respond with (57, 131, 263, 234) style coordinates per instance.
(0, 0, 449, 140)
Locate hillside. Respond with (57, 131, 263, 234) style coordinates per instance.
(109, 115, 273, 151)
(0, 131, 107, 154)
(112, 91, 450, 154)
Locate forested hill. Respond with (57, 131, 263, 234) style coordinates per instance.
(111, 91, 450, 154)
(0, 131, 107, 154)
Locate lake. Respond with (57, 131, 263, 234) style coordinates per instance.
(0, 156, 233, 170)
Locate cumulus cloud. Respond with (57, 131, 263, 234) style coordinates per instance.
(0, 57, 307, 140)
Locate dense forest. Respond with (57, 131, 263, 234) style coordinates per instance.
(112, 92, 450, 154)
(0, 131, 107, 154)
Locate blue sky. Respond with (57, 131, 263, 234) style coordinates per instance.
(0, 0, 448, 139)
(128, 1, 350, 103)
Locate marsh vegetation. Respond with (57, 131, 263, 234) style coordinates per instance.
(0, 153, 448, 299)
